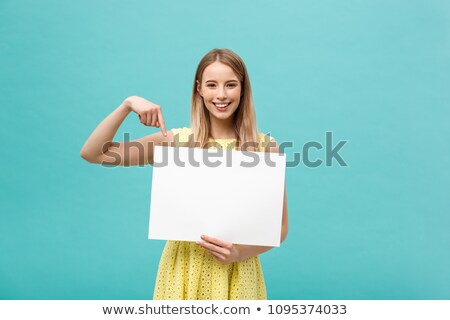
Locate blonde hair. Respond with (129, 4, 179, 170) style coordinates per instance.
(188, 48, 259, 151)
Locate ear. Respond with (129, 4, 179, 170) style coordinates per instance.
(196, 80, 202, 96)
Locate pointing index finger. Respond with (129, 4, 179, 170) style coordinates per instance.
(157, 109, 167, 136)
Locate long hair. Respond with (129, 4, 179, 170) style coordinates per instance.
(188, 48, 259, 151)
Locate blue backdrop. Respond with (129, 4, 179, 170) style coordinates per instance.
(1, 0, 449, 299)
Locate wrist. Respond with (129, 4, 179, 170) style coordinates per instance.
(120, 98, 133, 113)
(234, 245, 243, 262)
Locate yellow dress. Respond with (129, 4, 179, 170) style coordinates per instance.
(153, 127, 275, 300)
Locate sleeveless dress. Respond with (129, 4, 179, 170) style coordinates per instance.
(153, 127, 275, 300)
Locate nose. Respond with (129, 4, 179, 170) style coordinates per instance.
(217, 86, 227, 100)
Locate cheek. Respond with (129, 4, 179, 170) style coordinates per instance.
(202, 91, 214, 101)
(234, 91, 242, 103)
(204, 96, 215, 105)
(236, 88, 243, 99)
(203, 96, 215, 108)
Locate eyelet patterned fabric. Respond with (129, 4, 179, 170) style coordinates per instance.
(153, 127, 275, 300)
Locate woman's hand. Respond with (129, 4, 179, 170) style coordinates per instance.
(125, 96, 167, 136)
(196, 235, 240, 263)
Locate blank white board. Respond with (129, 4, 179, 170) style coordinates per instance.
(148, 146, 286, 246)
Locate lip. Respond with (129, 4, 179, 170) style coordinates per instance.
(213, 102, 230, 112)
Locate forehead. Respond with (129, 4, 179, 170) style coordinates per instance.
(202, 61, 239, 81)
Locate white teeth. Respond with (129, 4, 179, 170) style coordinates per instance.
(214, 103, 229, 108)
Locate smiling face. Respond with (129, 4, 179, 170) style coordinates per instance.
(197, 61, 242, 122)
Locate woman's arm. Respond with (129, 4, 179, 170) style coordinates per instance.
(197, 141, 289, 263)
(80, 96, 173, 166)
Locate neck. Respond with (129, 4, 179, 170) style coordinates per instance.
(209, 116, 236, 139)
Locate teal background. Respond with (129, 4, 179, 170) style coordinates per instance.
(1, 0, 449, 299)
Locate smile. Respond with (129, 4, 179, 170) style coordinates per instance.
(213, 102, 230, 109)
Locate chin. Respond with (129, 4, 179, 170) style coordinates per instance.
(212, 113, 233, 121)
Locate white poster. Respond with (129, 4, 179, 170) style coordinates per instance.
(148, 146, 286, 246)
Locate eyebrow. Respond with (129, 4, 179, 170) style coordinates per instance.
(205, 80, 239, 83)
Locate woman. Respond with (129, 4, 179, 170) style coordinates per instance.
(80, 48, 288, 299)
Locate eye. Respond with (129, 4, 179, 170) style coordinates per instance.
(206, 83, 216, 88)
(227, 83, 237, 88)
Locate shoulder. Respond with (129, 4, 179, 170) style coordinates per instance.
(258, 132, 278, 153)
(171, 127, 192, 143)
